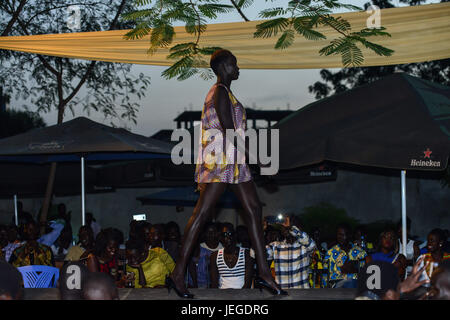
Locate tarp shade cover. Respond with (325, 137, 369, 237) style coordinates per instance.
(0, 3, 449, 69)
(0, 117, 174, 161)
(272, 73, 450, 171)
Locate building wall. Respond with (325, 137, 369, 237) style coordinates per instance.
(0, 170, 448, 240)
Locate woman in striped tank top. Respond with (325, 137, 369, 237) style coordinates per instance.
(167, 50, 286, 298)
(210, 223, 253, 289)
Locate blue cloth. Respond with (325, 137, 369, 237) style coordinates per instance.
(38, 220, 65, 247)
(420, 247, 428, 255)
(370, 251, 398, 264)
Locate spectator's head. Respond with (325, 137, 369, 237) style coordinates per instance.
(265, 225, 281, 245)
(7, 225, 19, 243)
(354, 225, 367, 242)
(85, 212, 95, 226)
(356, 261, 400, 300)
(336, 223, 351, 246)
(165, 221, 181, 243)
(24, 220, 39, 241)
(94, 228, 121, 259)
(78, 225, 94, 249)
(139, 222, 152, 247)
(429, 260, 450, 300)
(59, 261, 89, 300)
(427, 228, 445, 254)
(0, 225, 8, 248)
(378, 229, 397, 253)
(82, 272, 119, 300)
(219, 223, 236, 250)
(57, 225, 73, 249)
(125, 238, 148, 266)
(396, 217, 412, 238)
(311, 227, 321, 243)
(149, 224, 165, 248)
(0, 261, 23, 300)
(236, 225, 251, 248)
(289, 215, 303, 230)
(203, 222, 220, 246)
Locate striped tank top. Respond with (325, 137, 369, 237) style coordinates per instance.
(217, 247, 246, 289)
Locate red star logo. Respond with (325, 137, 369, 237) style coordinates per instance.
(423, 148, 432, 159)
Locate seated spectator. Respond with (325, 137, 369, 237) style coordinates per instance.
(82, 272, 119, 300)
(0, 225, 7, 261)
(86, 228, 122, 281)
(0, 261, 23, 300)
(85, 212, 101, 239)
(323, 224, 367, 288)
(59, 261, 89, 300)
(396, 218, 420, 276)
(125, 238, 175, 288)
(417, 228, 450, 284)
(265, 216, 315, 289)
(65, 225, 95, 264)
(427, 260, 450, 300)
(12, 201, 33, 228)
(51, 225, 73, 264)
(187, 222, 222, 288)
(355, 256, 430, 300)
(138, 221, 153, 249)
(366, 229, 407, 279)
(164, 221, 182, 263)
(353, 225, 374, 253)
(210, 223, 253, 289)
(2, 225, 23, 263)
(148, 224, 166, 250)
(10, 220, 54, 267)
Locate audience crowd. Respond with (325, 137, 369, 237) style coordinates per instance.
(0, 202, 449, 300)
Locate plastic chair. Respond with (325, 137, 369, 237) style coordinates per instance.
(17, 265, 60, 288)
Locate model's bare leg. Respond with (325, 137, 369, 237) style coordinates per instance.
(229, 180, 282, 292)
(169, 182, 227, 293)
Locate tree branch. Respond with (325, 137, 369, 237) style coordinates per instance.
(1, 0, 28, 36)
(229, 0, 250, 22)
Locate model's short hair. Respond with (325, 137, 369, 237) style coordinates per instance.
(210, 49, 233, 75)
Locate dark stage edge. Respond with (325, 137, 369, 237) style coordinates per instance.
(23, 288, 357, 300)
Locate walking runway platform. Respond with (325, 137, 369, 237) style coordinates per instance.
(23, 288, 357, 300)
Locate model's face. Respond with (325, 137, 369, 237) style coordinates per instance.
(223, 55, 239, 80)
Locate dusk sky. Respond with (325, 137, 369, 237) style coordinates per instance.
(10, 0, 434, 137)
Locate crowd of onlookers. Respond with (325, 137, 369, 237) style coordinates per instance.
(0, 201, 449, 300)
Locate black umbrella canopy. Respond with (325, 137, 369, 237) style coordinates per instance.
(273, 73, 450, 171)
(0, 116, 174, 158)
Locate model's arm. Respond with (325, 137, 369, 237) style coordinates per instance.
(214, 86, 257, 165)
(209, 251, 219, 288)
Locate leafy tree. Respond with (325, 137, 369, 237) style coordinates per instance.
(0, 0, 152, 231)
(123, 0, 395, 80)
(0, 107, 46, 139)
(308, 0, 450, 100)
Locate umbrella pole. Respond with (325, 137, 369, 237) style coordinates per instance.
(81, 156, 86, 226)
(14, 194, 18, 226)
(401, 170, 407, 259)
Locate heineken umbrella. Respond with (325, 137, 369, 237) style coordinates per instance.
(273, 73, 450, 258)
(0, 117, 173, 225)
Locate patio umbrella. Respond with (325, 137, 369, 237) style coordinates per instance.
(272, 73, 450, 257)
(0, 117, 174, 225)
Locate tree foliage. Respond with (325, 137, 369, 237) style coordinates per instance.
(0, 0, 152, 127)
(123, 0, 395, 80)
(0, 107, 46, 139)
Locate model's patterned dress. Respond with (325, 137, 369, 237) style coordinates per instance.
(195, 83, 252, 185)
